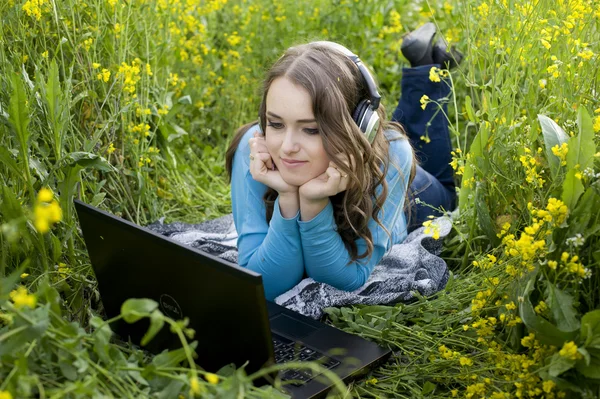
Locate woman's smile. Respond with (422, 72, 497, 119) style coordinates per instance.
(280, 158, 308, 168)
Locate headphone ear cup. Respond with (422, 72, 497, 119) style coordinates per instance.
(352, 99, 370, 132)
(352, 100, 380, 143)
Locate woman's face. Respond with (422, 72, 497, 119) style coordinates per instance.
(265, 77, 331, 187)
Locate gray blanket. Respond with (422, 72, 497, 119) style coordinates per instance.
(147, 215, 451, 319)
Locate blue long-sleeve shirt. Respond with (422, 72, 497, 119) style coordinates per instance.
(231, 124, 413, 300)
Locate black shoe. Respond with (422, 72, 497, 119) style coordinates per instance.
(432, 38, 463, 70)
(401, 22, 436, 67)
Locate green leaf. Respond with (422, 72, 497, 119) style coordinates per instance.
(422, 381, 437, 395)
(8, 72, 30, 151)
(0, 185, 25, 221)
(562, 169, 585, 212)
(565, 108, 596, 172)
(152, 343, 197, 369)
(459, 121, 489, 213)
(567, 187, 600, 237)
(545, 282, 580, 332)
(519, 276, 577, 346)
(121, 298, 159, 323)
(575, 348, 600, 379)
(90, 316, 113, 364)
(465, 95, 478, 123)
(538, 114, 569, 179)
(581, 310, 600, 349)
(141, 309, 165, 346)
(156, 379, 185, 399)
(475, 183, 499, 245)
(548, 352, 575, 377)
(0, 261, 28, 300)
(61, 152, 117, 173)
(0, 147, 23, 181)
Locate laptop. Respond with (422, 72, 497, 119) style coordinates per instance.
(74, 199, 391, 398)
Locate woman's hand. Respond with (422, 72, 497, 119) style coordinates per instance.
(249, 132, 298, 195)
(299, 159, 351, 202)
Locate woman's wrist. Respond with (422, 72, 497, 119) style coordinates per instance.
(299, 194, 329, 222)
(278, 191, 300, 219)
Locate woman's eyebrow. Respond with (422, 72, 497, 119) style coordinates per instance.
(266, 111, 316, 123)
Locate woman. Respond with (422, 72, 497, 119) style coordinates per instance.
(225, 24, 459, 300)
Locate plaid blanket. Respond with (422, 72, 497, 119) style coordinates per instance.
(147, 215, 451, 319)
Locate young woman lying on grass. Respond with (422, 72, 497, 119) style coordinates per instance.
(225, 23, 461, 300)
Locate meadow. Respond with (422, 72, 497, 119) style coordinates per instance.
(1, 0, 600, 397)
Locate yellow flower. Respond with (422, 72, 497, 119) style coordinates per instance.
(38, 187, 54, 202)
(42, 50, 48, 58)
(543, 380, 556, 393)
(205, 372, 219, 384)
(577, 49, 594, 60)
(539, 79, 546, 89)
(429, 67, 441, 82)
(189, 376, 202, 396)
(451, 389, 458, 397)
(559, 341, 581, 360)
(107, 143, 116, 154)
(92, 62, 101, 69)
(366, 377, 378, 385)
(593, 116, 600, 133)
(459, 357, 473, 366)
(535, 300, 548, 314)
(20, 273, 29, 278)
(97, 69, 111, 83)
(551, 143, 568, 166)
(0, 391, 14, 399)
(420, 94, 430, 110)
(9, 286, 37, 309)
(33, 188, 62, 234)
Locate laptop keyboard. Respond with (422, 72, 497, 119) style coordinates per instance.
(273, 335, 341, 386)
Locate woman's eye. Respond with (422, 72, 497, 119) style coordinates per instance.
(267, 122, 283, 129)
(304, 128, 319, 135)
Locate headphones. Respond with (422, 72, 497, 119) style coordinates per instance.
(258, 42, 382, 144)
(315, 41, 382, 144)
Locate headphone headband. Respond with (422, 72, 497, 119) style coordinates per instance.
(312, 41, 381, 110)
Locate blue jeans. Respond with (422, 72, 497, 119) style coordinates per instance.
(391, 65, 457, 232)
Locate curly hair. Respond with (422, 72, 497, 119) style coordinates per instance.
(226, 41, 416, 263)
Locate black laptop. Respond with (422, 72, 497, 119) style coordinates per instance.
(74, 199, 391, 398)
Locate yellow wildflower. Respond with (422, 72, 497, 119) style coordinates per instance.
(593, 116, 600, 133)
(543, 380, 556, 393)
(0, 391, 13, 399)
(205, 373, 219, 384)
(20, 273, 29, 278)
(92, 62, 101, 69)
(189, 376, 202, 396)
(366, 377, 378, 385)
(539, 79, 546, 89)
(551, 143, 568, 166)
(459, 357, 473, 366)
(535, 301, 548, 314)
(33, 188, 63, 234)
(429, 67, 441, 82)
(559, 341, 581, 360)
(97, 69, 111, 83)
(107, 143, 116, 154)
(420, 94, 430, 110)
(9, 286, 37, 309)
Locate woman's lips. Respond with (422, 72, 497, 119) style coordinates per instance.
(281, 158, 307, 168)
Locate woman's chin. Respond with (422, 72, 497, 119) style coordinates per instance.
(280, 173, 311, 187)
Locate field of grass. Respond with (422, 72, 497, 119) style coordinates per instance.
(1, 0, 600, 397)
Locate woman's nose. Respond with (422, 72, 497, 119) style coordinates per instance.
(281, 131, 300, 154)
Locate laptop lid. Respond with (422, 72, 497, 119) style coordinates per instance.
(74, 199, 275, 374)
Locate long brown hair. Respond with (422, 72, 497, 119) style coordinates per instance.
(226, 42, 416, 263)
